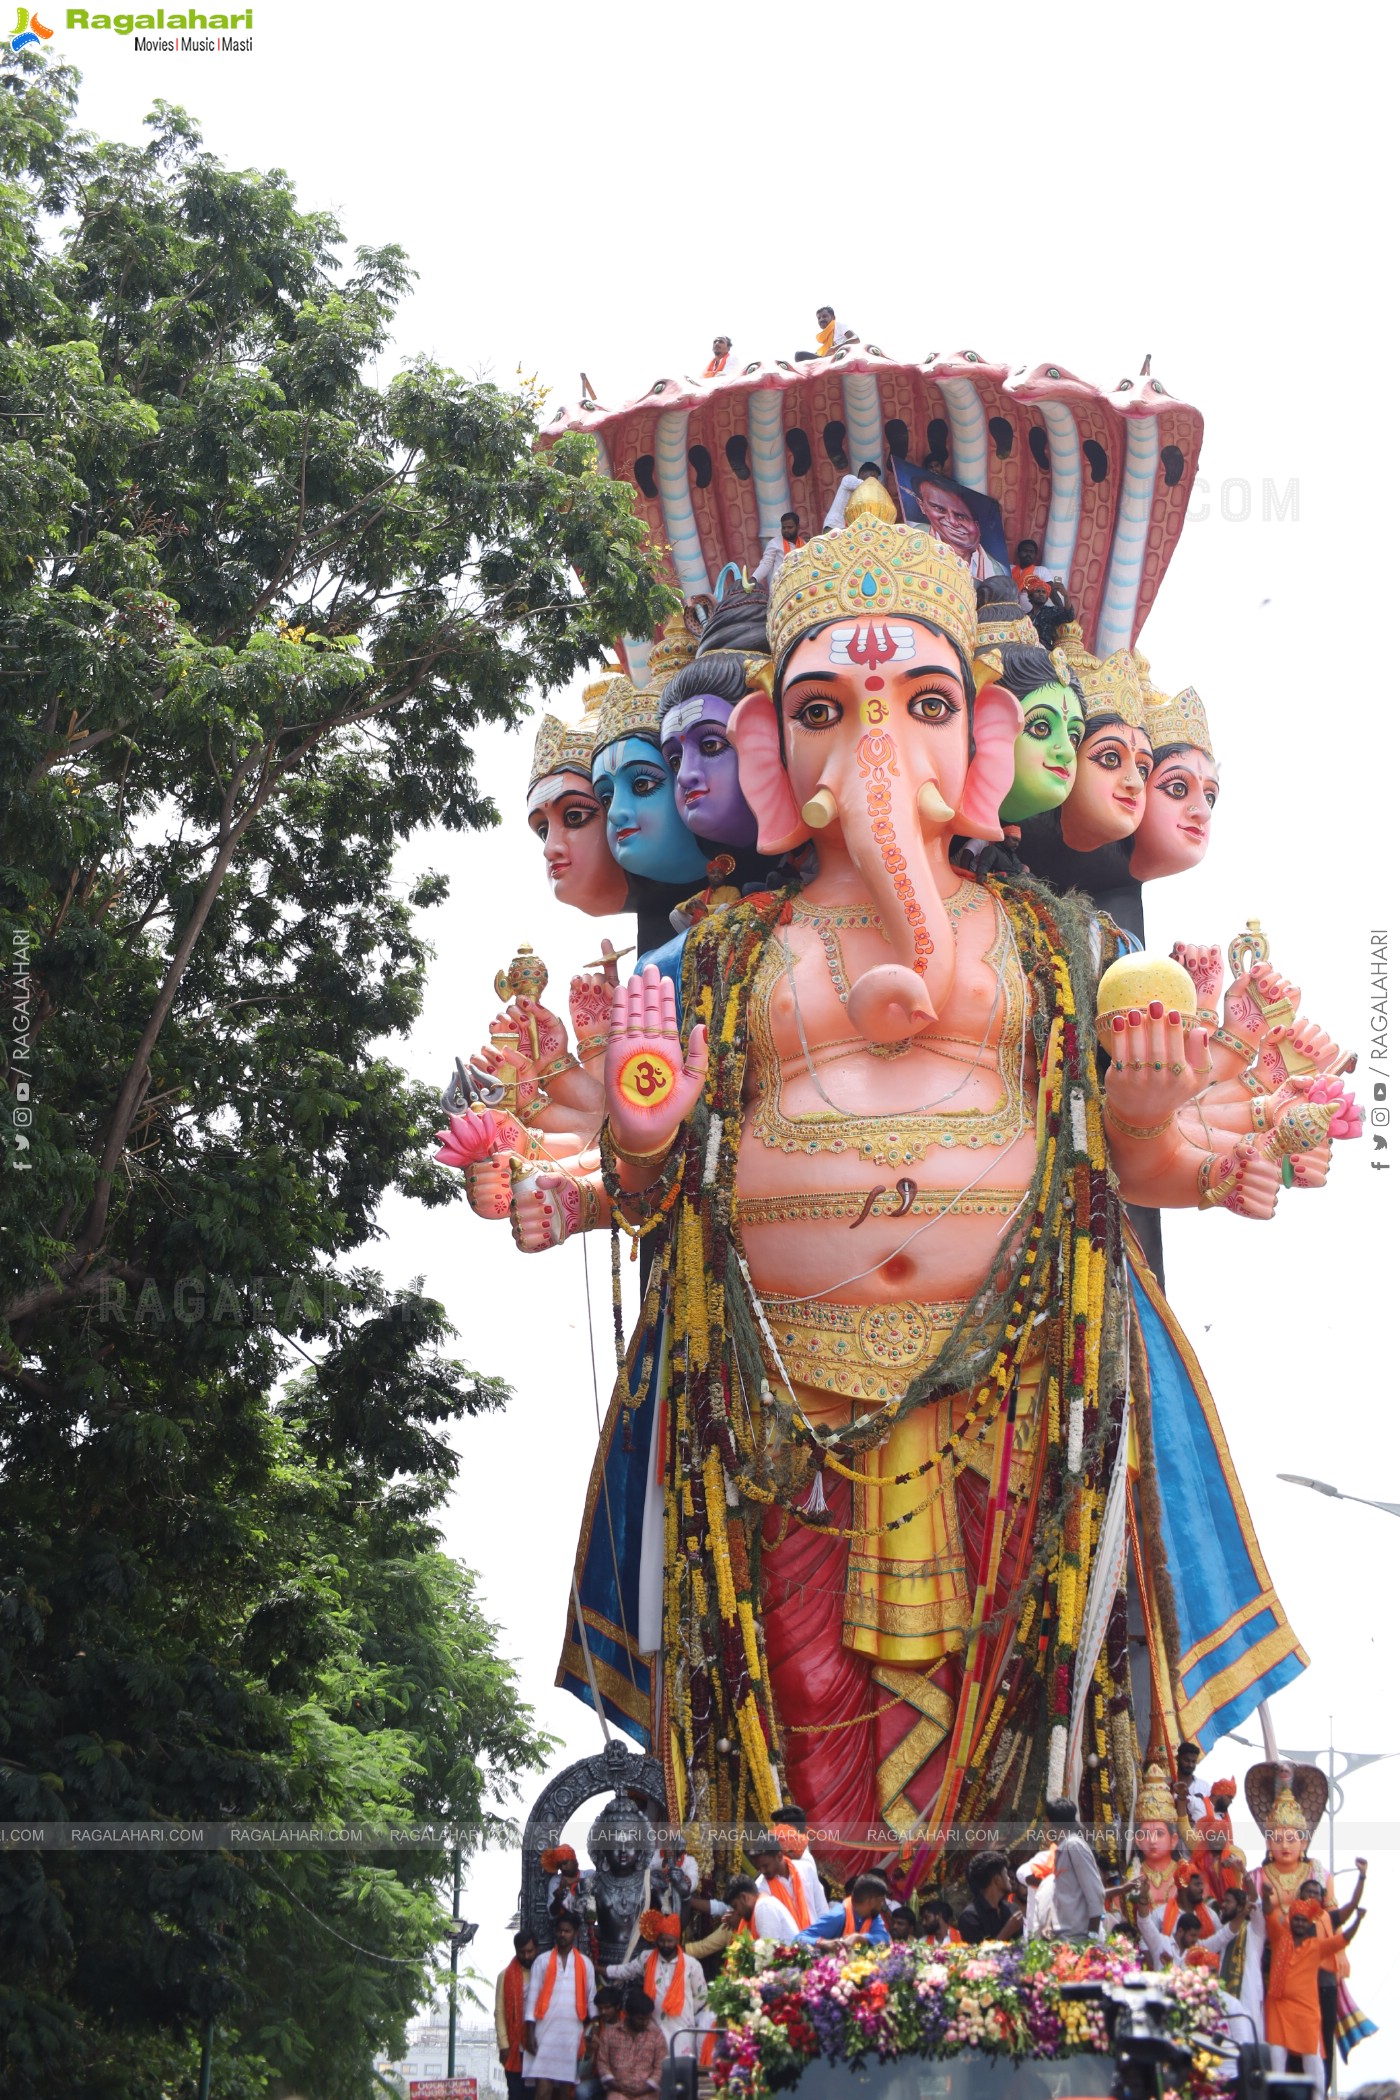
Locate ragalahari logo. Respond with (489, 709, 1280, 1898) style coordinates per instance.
(10, 4, 54, 45)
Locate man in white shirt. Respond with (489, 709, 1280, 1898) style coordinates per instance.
(753, 514, 806, 589)
(523, 1914, 597, 2100)
(1138, 1901, 1253, 2045)
(750, 1834, 812, 1935)
(774, 1804, 826, 1921)
(824, 461, 884, 530)
(726, 1873, 799, 1944)
(1016, 1847, 1058, 1938)
(605, 1915, 708, 2056)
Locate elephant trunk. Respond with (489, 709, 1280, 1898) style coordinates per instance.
(834, 729, 958, 1044)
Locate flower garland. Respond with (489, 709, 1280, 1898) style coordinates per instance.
(612, 873, 1135, 1872)
(709, 1935, 1229, 2100)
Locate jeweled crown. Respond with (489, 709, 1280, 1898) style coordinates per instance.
(1080, 650, 1149, 732)
(1136, 1762, 1178, 1827)
(1264, 1785, 1309, 1834)
(591, 673, 662, 760)
(768, 518, 979, 667)
(1146, 685, 1214, 760)
(529, 710, 595, 789)
(645, 610, 697, 693)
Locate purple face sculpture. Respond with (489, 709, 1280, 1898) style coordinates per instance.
(660, 692, 759, 851)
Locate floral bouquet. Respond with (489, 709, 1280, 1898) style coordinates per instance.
(707, 1935, 1230, 2100)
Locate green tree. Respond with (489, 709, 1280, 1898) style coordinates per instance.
(0, 50, 672, 2098)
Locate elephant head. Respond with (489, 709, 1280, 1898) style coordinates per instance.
(729, 618, 1021, 1041)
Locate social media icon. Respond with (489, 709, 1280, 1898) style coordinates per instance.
(1373, 1106, 1391, 1128)
(1376, 1082, 1388, 1101)
(15, 1082, 28, 1102)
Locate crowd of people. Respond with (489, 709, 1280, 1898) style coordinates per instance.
(495, 1767, 1367, 2100)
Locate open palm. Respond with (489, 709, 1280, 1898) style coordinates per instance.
(605, 964, 708, 1158)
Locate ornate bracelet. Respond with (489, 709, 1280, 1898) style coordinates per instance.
(1211, 1026, 1256, 1063)
(1195, 1007, 1219, 1029)
(575, 1031, 609, 1061)
(533, 1052, 581, 1084)
(1250, 1097, 1270, 1134)
(609, 1131, 675, 1171)
(1105, 1104, 1178, 1142)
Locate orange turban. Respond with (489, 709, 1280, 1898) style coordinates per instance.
(774, 1823, 807, 1858)
(638, 1908, 678, 1944)
(1210, 1777, 1238, 1802)
(541, 1844, 578, 1875)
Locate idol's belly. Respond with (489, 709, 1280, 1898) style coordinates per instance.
(734, 1120, 1039, 1304)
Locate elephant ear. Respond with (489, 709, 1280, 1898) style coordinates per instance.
(727, 692, 811, 853)
(957, 685, 1023, 842)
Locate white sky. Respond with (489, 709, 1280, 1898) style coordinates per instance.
(56, 0, 1398, 2070)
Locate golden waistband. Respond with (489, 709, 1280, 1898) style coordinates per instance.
(759, 1293, 963, 1403)
(737, 1185, 1028, 1228)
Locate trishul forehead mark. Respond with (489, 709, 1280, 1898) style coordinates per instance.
(828, 620, 917, 666)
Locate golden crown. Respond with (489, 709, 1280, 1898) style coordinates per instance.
(1055, 620, 1098, 682)
(645, 610, 698, 693)
(528, 710, 596, 789)
(845, 475, 899, 525)
(768, 517, 979, 667)
(1265, 1785, 1309, 1834)
(1146, 684, 1214, 759)
(591, 673, 661, 760)
(974, 605, 1038, 655)
(1136, 1762, 1178, 1827)
(1080, 650, 1149, 732)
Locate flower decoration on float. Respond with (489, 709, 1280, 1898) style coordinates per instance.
(707, 1935, 1229, 2100)
(766, 517, 979, 669)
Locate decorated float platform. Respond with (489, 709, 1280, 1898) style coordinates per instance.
(706, 1934, 1230, 2100)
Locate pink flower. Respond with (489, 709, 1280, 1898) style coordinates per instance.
(1308, 1079, 1361, 1140)
(433, 1107, 500, 1167)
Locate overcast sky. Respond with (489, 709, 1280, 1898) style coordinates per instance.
(52, 0, 1397, 2068)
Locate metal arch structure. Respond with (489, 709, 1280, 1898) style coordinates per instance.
(541, 343, 1202, 667)
(518, 1735, 668, 1955)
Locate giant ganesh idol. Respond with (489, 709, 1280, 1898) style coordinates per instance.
(437, 364, 1359, 1888)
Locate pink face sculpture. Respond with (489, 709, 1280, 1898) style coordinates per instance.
(1060, 717, 1153, 851)
(1265, 1824, 1306, 1869)
(1135, 1819, 1175, 1867)
(526, 769, 629, 916)
(1130, 744, 1218, 881)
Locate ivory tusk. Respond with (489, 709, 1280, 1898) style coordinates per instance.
(801, 787, 838, 829)
(917, 780, 955, 824)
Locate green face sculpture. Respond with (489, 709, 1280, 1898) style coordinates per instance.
(1000, 682, 1085, 823)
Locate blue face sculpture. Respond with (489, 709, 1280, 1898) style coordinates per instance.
(591, 735, 710, 885)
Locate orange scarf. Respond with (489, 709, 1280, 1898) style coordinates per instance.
(503, 1959, 528, 2072)
(644, 1948, 687, 2019)
(534, 1948, 588, 2022)
(765, 1871, 810, 1931)
(842, 1898, 877, 1939)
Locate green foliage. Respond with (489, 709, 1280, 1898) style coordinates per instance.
(0, 49, 665, 2098)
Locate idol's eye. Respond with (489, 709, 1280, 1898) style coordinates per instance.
(631, 769, 665, 796)
(531, 816, 549, 841)
(1068, 718, 1084, 748)
(1136, 759, 1151, 784)
(595, 778, 614, 809)
(698, 732, 730, 758)
(563, 804, 596, 829)
(1204, 787, 1218, 808)
(665, 749, 682, 773)
(1025, 712, 1053, 741)
(790, 695, 842, 729)
(1090, 747, 1122, 771)
(1160, 777, 1188, 799)
(907, 689, 960, 724)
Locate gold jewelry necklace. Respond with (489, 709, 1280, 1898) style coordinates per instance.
(793, 883, 981, 1005)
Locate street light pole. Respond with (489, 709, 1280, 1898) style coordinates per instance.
(1277, 1473, 1400, 1520)
(448, 1845, 461, 2078)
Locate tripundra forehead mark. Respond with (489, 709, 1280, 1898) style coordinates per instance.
(827, 620, 918, 665)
